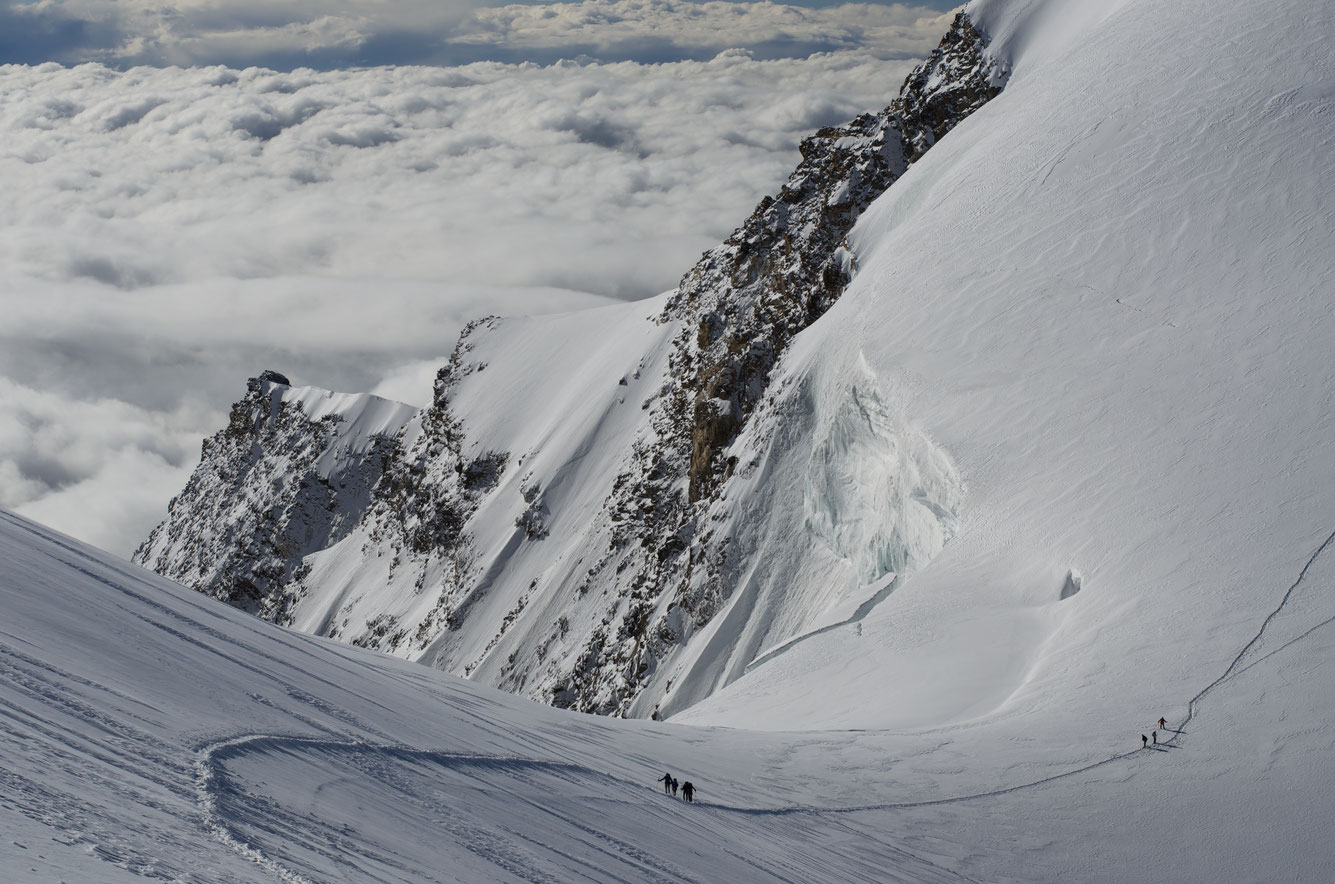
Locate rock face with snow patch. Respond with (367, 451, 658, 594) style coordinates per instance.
(136, 13, 1002, 716)
(135, 372, 415, 624)
(572, 11, 1001, 712)
(666, 13, 1004, 505)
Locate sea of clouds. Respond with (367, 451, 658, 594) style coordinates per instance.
(0, 0, 951, 556)
(2, 0, 954, 66)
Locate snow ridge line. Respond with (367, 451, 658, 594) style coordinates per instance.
(1164, 525, 1335, 746)
(745, 575, 902, 675)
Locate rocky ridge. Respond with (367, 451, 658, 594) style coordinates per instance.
(135, 13, 1006, 717)
(135, 371, 414, 621)
(565, 12, 1006, 713)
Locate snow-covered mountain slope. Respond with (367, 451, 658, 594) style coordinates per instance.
(137, 0, 1335, 762)
(13, 0, 1335, 877)
(4, 507, 977, 883)
(134, 11, 1005, 716)
(6, 503, 1335, 882)
(679, 0, 1335, 740)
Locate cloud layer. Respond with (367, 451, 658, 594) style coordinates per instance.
(2, 0, 956, 67)
(0, 49, 918, 555)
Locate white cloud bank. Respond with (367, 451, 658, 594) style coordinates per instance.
(0, 49, 919, 555)
(444, 1, 955, 64)
(2, 0, 955, 67)
(1, 53, 911, 297)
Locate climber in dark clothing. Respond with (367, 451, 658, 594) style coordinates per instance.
(1141, 734, 1148, 748)
(1152, 731, 1158, 745)
(682, 781, 695, 803)
(1158, 716, 1167, 729)
(660, 772, 673, 794)
(671, 777, 679, 797)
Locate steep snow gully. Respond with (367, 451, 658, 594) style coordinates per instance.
(189, 520, 1335, 880)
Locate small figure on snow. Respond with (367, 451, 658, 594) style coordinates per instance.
(1152, 731, 1158, 745)
(661, 772, 673, 794)
(1141, 734, 1148, 748)
(671, 777, 679, 797)
(1158, 716, 1167, 730)
(682, 781, 695, 803)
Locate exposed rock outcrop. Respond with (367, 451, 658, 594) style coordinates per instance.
(666, 12, 1004, 506)
(136, 13, 1004, 717)
(135, 373, 409, 621)
(552, 12, 1005, 713)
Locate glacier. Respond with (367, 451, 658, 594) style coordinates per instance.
(8, 0, 1335, 878)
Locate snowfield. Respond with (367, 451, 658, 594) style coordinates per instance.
(6, 504, 1335, 882)
(8, 0, 1335, 879)
(678, 0, 1335, 738)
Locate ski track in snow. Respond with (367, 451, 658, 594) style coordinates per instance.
(194, 735, 321, 884)
(193, 735, 982, 884)
(8, 462, 1335, 881)
(188, 524, 1335, 881)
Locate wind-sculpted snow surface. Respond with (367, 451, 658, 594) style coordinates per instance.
(136, 12, 1002, 719)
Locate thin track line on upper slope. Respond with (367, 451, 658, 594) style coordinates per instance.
(1161, 525, 1335, 747)
(745, 575, 901, 674)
